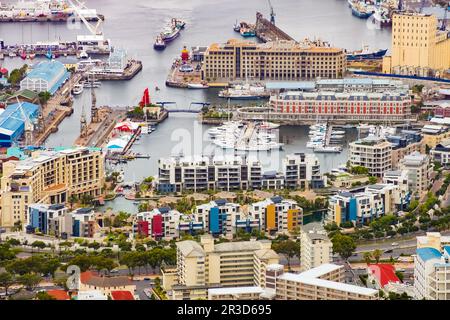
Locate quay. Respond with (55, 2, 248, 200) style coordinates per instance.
(87, 60, 143, 81)
(0, 14, 104, 23)
(1, 42, 111, 58)
(254, 12, 294, 43)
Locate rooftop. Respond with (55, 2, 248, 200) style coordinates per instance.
(367, 264, 400, 288)
(416, 247, 442, 262)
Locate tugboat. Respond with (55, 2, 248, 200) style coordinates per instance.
(239, 22, 256, 37)
(346, 45, 387, 61)
(350, 1, 374, 19)
(153, 34, 166, 50)
(233, 20, 241, 32)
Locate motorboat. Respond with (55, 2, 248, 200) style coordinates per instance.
(72, 83, 84, 95)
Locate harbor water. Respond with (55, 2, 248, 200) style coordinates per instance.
(0, 0, 391, 212)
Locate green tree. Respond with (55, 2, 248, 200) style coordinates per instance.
(0, 272, 14, 297)
(19, 273, 42, 291)
(372, 249, 383, 263)
(36, 291, 56, 300)
(331, 233, 356, 260)
(272, 240, 300, 270)
(363, 252, 372, 264)
(38, 91, 51, 106)
(31, 241, 46, 253)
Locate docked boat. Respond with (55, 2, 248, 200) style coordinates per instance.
(20, 51, 27, 60)
(233, 20, 241, 32)
(239, 22, 256, 37)
(82, 81, 101, 88)
(188, 83, 209, 89)
(72, 83, 84, 95)
(346, 45, 388, 61)
(29, 53, 36, 59)
(313, 145, 343, 153)
(8, 52, 17, 57)
(153, 35, 166, 50)
(372, 6, 391, 27)
(218, 84, 269, 100)
(79, 51, 89, 59)
(350, 1, 374, 19)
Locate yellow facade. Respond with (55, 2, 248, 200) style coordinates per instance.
(335, 204, 341, 225)
(385, 13, 450, 76)
(266, 204, 276, 231)
(423, 131, 450, 148)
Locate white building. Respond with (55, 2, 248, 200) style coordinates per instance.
(20, 60, 69, 95)
(349, 136, 393, 177)
(399, 151, 432, 195)
(300, 223, 333, 271)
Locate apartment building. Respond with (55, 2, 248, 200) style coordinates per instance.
(383, 13, 450, 77)
(348, 136, 393, 177)
(0, 147, 104, 228)
(417, 232, 450, 252)
(157, 154, 326, 193)
(387, 131, 426, 169)
(266, 263, 378, 300)
(248, 196, 302, 235)
(269, 91, 412, 122)
(157, 155, 262, 193)
(431, 138, 450, 166)
(27, 203, 69, 236)
(202, 39, 345, 82)
(382, 170, 410, 191)
(71, 208, 96, 238)
(327, 183, 410, 225)
(133, 207, 203, 240)
(282, 153, 325, 189)
(414, 246, 450, 300)
(172, 235, 279, 300)
(300, 223, 333, 272)
(399, 152, 432, 195)
(421, 125, 450, 148)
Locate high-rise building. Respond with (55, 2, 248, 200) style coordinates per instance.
(0, 147, 104, 228)
(398, 152, 432, 195)
(282, 153, 325, 189)
(202, 39, 346, 82)
(349, 136, 393, 177)
(300, 223, 333, 271)
(383, 12, 450, 77)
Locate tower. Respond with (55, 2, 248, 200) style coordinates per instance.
(80, 104, 87, 138)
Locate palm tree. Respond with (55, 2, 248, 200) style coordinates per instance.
(363, 252, 373, 264)
(372, 249, 383, 263)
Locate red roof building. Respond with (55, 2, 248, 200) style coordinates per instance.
(47, 289, 70, 300)
(111, 290, 135, 300)
(367, 264, 400, 288)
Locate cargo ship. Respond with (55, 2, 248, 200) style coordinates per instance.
(153, 18, 185, 50)
(346, 45, 387, 60)
(350, 1, 374, 19)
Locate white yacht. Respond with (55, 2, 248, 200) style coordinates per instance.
(72, 83, 84, 95)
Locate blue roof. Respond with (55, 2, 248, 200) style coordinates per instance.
(27, 61, 66, 82)
(416, 247, 442, 262)
(0, 102, 38, 142)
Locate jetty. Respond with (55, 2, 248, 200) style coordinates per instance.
(254, 12, 294, 43)
(87, 60, 143, 81)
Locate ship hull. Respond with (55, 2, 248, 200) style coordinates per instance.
(153, 43, 166, 50)
(347, 49, 388, 61)
(351, 7, 373, 19)
(162, 30, 180, 42)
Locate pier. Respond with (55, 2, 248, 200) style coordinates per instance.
(254, 12, 294, 43)
(0, 14, 104, 23)
(88, 60, 143, 81)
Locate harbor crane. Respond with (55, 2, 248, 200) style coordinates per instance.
(15, 97, 35, 146)
(66, 0, 103, 35)
(267, 0, 275, 25)
(440, 2, 450, 31)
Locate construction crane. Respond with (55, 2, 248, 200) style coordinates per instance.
(440, 2, 450, 31)
(66, 0, 103, 35)
(267, 0, 275, 25)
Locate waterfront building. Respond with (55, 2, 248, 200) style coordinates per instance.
(157, 154, 325, 193)
(430, 138, 450, 166)
(248, 196, 302, 235)
(327, 183, 409, 225)
(20, 60, 70, 95)
(0, 147, 104, 228)
(266, 263, 378, 300)
(398, 152, 432, 195)
(27, 203, 68, 235)
(414, 246, 450, 300)
(0, 102, 39, 147)
(134, 207, 203, 240)
(387, 131, 426, 169)
(348, 136, 393, 177)
(157, 155, 262, 193)
(202, 39, 346, 82)
(383, 12, 450, 77)
(417, 232, 450, 252)
(421, 124, 450, 148)
(108, 48, 128, 70)
(71, 208, 96, 238)
(300, 222, 333, 271)
(282, 153, 325, 189)
(171, 235, 279, 300)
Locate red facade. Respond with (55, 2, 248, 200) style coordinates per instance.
(152, 214, 163, 238)
(435, 106, 450, 118)
(137, 220, 149, 237)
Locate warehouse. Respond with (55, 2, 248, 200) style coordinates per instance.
(0, 102, 39, 147)
(20, 61, 70, 95)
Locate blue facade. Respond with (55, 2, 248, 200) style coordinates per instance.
(0, 102, 39, 147)
(72, 219, 80, 237)
(349, 198, 357, 222)
(209, 207, 220, 234)
(29, 207, 47, 234)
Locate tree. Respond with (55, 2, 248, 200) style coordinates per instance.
(31, 241, 46, 253)
(272, 240, 300, 270)
(363, 252, 372, 264)
(38, 91, 51, 106)
(19, 273, 42, 291)
(368, 176, 378, 184)
(372, 249, 383, 263)
(0, 244, 17, 262)
(0, 272, 14, 297)
(36, 291, 56, 300)
(331, 233, 356, 260)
